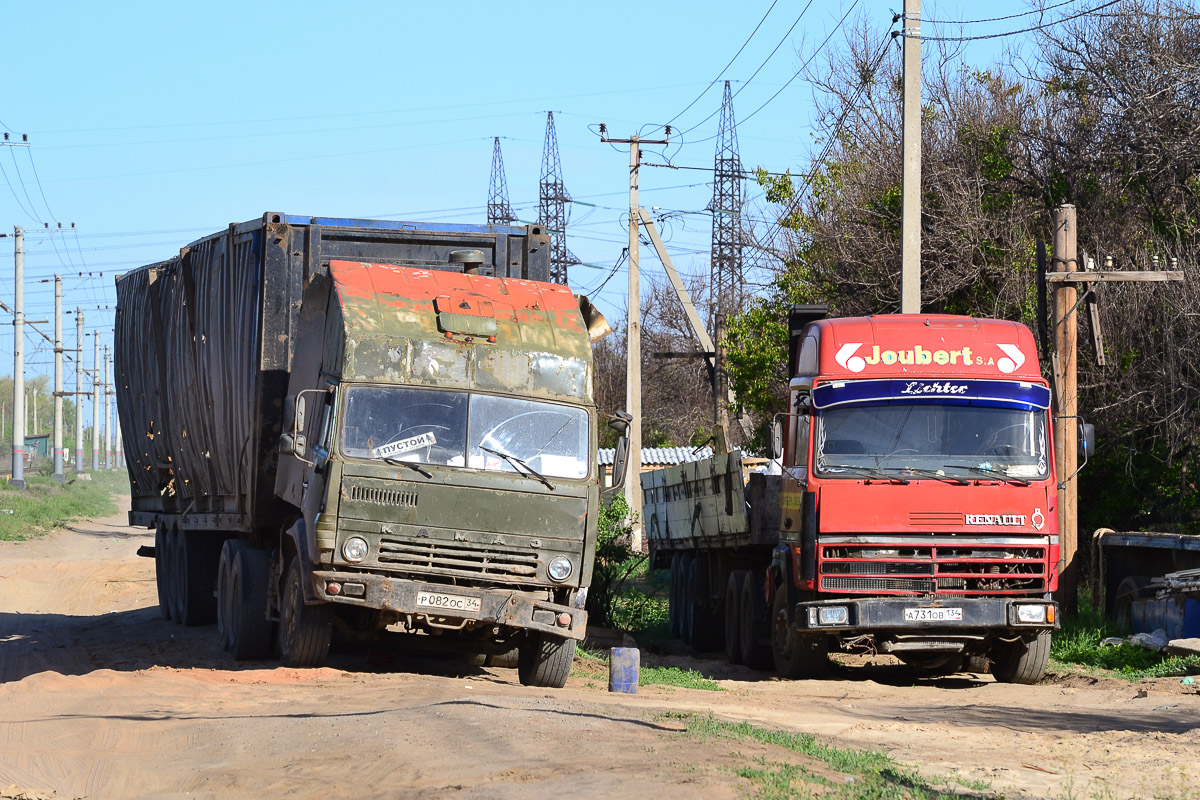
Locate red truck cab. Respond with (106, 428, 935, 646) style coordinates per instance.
(774, 312, 1062, 682)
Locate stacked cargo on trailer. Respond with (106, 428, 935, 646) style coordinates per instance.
(644, 307, 1091, 683)
(115, 213, 627, 688)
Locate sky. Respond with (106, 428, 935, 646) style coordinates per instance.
(0, 0, 1072, 428)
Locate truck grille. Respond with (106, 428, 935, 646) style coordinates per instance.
(819, 540, 1047, 595)
(377, 536, 540, 584)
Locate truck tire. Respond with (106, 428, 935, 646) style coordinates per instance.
(165, 525, 183, 624)
(154, 522, 171, 620)
(668, 553, 682, 638)
(177, 531, 219, 627)
(991, 631, 1051, 684)
(517, 633, 576, 688)
(1112, 576, 1151, 630)
(688, 555, 722, 652)
(771, 586, 829, 678)
(216, 539, 249, 651)
(739, 572, 773, 670)
(724, 571, 744, 665)
(679, 554, 695, 645)
(278, 556, 333, 668)
(227, 548, 274, 661)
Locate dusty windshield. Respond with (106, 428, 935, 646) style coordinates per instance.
(339, 386, 589, 480)
(811, 380, 1050, 481)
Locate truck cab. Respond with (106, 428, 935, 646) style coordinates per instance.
(774, 313, 1064, 681)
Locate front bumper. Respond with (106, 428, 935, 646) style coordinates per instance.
(793, 596, 1058, 634)
(312, 569, 587, 641)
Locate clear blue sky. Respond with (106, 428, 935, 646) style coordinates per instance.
(0, 0, 1057, 417)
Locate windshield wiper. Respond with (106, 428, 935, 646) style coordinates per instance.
(383, 457, 432, 479)
(945, 464, 1030, 486)
(901, 467, 969, 486)
(479, 445, 556, 491)
(818, 463, 910, 484)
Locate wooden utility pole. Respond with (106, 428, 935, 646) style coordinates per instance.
(1047, 204, 1184, 616)
(900, 0, 922, 313)
(1051, 205, 1079, 614)
(599, 126, 670, 552)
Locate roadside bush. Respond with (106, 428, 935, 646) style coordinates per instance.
(586, 496, 667, 635)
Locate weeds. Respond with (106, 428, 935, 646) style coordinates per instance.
(0, 470, 129, 541)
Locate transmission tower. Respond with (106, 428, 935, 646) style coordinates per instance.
(538, 112, 579, 284)
(487, 137, 517, 226)
(709, 80, 745, 316)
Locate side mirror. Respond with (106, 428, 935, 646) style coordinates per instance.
(1078, 421, 1095, 462)
(608, 410, 632, 435)
(280, 432, 307, 456)
(609, 435, 631, 493)
(772, 419, 785, 460)
(295, 395, 307, 433)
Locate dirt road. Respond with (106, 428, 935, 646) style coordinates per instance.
(2, 499, 1198, 800)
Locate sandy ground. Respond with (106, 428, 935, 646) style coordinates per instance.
(2, 498, 1199, 800)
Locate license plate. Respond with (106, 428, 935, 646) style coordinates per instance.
(417, 591, 481, 613)
(903, 606, 963, 622)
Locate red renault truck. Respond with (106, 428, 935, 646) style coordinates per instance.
(644, 307, 1088, 683)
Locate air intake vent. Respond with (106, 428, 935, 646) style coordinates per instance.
(347, 485, 418, 508)
(909, 511, 963, 527)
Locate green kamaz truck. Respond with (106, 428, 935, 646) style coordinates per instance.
(115, 213, 626, 687)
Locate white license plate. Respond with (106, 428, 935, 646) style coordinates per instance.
(903, 607, 963, 622)
(417, 591, 482, 613)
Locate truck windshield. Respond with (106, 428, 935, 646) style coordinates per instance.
(814, 403, 1050, 480)
(339, 386, 590, 480)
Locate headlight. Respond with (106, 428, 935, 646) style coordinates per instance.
(1015, 604, 1048, 624)
(342, 536, 369, 563)
(807, 605, 849, 626)
(547, 556, 573, 582)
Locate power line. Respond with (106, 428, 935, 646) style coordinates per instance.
(668, 0, 781, 126)
(920, 0, 1082, 25)
(910, 0, 1122, 42)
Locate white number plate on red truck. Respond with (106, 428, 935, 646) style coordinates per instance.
(417, 591, 481, 613)
(903, 607, 962, 622)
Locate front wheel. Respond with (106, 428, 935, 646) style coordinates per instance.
(278, 557, 333, 668)
(518, 633, 576, 688)
(771, 586, 829, 678)
(990, 631, 1051, 684)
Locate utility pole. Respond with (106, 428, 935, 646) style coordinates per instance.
(1051, 205, 1079, 614)
(1044, 205, 1185, 615)
(599, 125, 670, 552)
(75, 309, 84, 473)
(11, 226, 25, 488)
(52, 275, 65, 481)
(92, 335, 100, 472)
(900, 0, 922, 313)
(104, 345, 112, 470)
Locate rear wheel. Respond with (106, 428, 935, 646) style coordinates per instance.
(991, 632, 1051, 684)
(216, 539, 249, 651)
(227, 548, 274, 661)
(177, 531, 219, 626)
(679, 555, 695, 645)
(278, 557, 333, 668)
(687, 555, 721, 652)
(739, 571, 772, 670)
(668, 553, 682, 639)
(771, 586, 829, 678)
(1112, 576, 1151, 630)
(518, 633, 576, 688)
(723, 571, 744, 665)
(154, 523, 171, 620)
(165, 525, 183, 624)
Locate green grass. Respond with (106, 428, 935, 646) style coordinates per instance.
(1050, 591, 1200, 680)
(0, 469, 130, 541)
(673, 713, 999, 800)
(574, 647, 723, 691)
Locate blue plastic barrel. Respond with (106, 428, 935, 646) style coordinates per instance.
(609, 647, 640, 693)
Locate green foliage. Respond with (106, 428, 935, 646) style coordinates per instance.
(639, 664, 722, 691)
(1051, 596, 1200, 679)
(586, 495, 667, 635)
(0, 470, 129, 541)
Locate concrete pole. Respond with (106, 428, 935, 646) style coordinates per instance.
(52, 276, 65, 481)
(11, 226, 25, 488)
(104, 346, 112, 470)
(625, 137, 643, 551)
(92, 335, 100, 471)
(900, 0, 922, 314)
(1052, 205, 1079, 616)
(75, 309, 84, 472)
